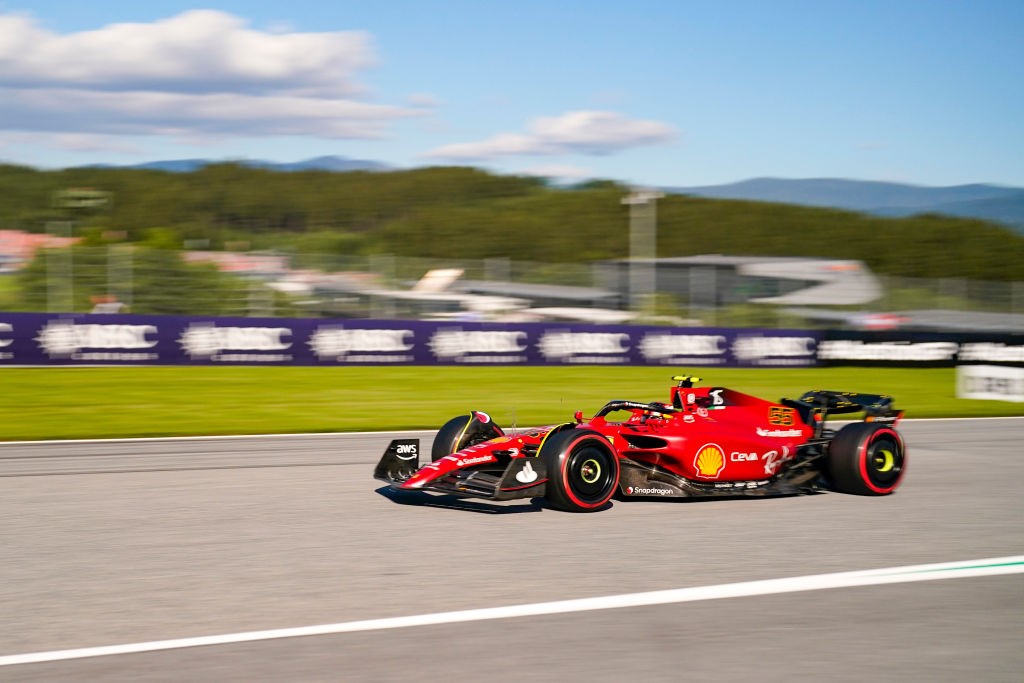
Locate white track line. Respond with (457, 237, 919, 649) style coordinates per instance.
(2, 555, 1021, 667)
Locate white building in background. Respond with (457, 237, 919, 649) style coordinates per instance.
(596, 255, 882, 308)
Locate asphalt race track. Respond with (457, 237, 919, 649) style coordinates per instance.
(2, 419, 1022, 682)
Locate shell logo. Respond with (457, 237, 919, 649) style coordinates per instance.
(694, 443, 726, 479)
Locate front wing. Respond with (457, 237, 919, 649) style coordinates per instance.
(374, 439, 549, 501)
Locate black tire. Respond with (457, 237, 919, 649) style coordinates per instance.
(539, 428, 620, 512)
(431, 412, 504, 462)
(827, 422, 906, 495)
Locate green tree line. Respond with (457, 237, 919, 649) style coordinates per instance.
(2, 162, 1022, 281)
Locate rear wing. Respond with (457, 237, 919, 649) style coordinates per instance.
(782, 390, 903, 438)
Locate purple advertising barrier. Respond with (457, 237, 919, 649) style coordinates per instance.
(0, 313, 302, 366)
(0, 312, 822, 367)
(309, 322, 821, 367)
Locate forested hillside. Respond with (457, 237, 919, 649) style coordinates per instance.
(2, 162, 1022, 281)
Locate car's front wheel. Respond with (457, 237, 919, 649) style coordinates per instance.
(539, 428, 619, 512)
(431, 412, 504, 461)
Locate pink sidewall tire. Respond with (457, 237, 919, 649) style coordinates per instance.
(827, 422, 906, 496)
(540, 429, 620, 512)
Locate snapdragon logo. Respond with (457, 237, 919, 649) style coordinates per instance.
(538, 331, 630, 364)
(732, 335, 817, 366)
(626, 485, 672, 496)
(308, 326, 414, 362)
(34, 320, 159, 361)
(178, 323, 292, 362)
(639, 333, 727, 364)
(428, 328, 528, 363)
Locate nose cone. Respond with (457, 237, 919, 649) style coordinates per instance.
(400, 451, 497, 489)
(401, 466, 439, 489)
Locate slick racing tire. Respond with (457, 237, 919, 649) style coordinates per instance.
(539, 428, 620, 512)
(431, 411, 504, 462)
(826, 422, 906, 495)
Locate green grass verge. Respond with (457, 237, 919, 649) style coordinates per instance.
(1, 366, 1021, 441)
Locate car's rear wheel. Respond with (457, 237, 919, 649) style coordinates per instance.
(540, 429, 619, 512)
(431, 412, 504, 461)
(827, 422, 906, 495)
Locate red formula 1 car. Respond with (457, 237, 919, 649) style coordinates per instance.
(374, 376, 907, 512)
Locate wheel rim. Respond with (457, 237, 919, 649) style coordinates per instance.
(567, 444, 616, 503)
(865, 436, 903, 488)
(873, 448, 895, 473)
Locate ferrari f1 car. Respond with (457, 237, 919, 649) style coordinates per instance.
(374, 376, 907, 512)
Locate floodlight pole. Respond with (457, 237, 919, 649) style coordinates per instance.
(46, 220, 73, 313)
(47, 188, 112, 313)
(622, 188, 663, 314)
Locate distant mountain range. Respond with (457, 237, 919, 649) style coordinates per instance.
(668, 177, 1024, 231)
(77, 158, 1024, 231)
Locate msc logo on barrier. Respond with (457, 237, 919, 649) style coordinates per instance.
(178, 323, 292, 362)
(538, 331, 630, 364)
(428, 328, 528, 363)
(732, 335, 817, 366)
(0, 322, 12, 360)
(34, 320, 159, 361)
(638, 333, 727, 365)
(308, 326, 414, 363)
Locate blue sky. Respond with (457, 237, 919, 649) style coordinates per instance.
(1, 0, 1021, 187)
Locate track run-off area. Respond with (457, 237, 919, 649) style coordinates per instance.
(2, 418, 1022, 681)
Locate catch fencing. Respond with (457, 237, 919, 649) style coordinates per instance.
(7, 249, 1024, 328)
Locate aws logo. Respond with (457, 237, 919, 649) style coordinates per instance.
(694, 443, 726, 479)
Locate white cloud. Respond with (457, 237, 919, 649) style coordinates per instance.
(0, 10, 423, 142)
(0, 131, 124, 151)
(52, 133, 143, 154)
(0, 10, 371, 95)
(426, 111, 677, 160)
(0, 87, 416, 139)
